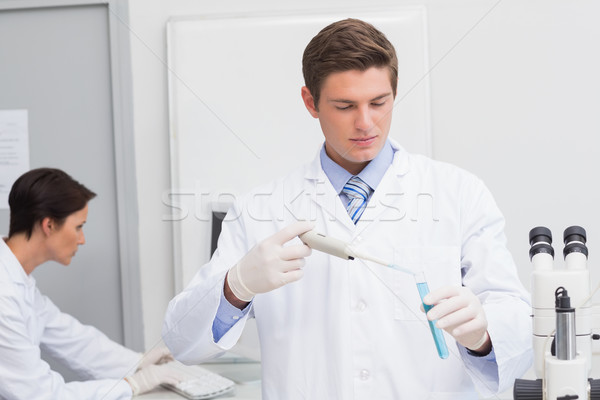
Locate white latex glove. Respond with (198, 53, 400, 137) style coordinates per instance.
(125, 364, 185, 396)
(423, 286, 490, 352)
(137, 346, 174, 371)
(227, 221, 314, 302)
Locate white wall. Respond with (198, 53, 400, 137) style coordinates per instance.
(127, 0, 600, 385)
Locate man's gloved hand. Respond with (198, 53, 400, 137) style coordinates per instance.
(423, 286, 491, 352)
(137, 346, 174, 371)
(125, 364, 184, 396)
(227, 221, 314, 302)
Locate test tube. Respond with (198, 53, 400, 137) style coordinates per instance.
(415, 271, 449, 359)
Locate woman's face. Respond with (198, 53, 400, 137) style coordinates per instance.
(47, 205, 88, 265)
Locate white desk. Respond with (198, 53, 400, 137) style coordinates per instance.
(138, 362, 262, 400)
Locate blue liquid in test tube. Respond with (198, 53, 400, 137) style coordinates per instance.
(415, 272, 449, 359)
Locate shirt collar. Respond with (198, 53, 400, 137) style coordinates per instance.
(320, 140, 395, 194)
(0, 237, 34, 287)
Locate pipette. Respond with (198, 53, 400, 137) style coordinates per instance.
(298, 230, 414, 275)
(299, 230, 449, 359)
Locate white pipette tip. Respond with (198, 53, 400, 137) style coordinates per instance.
(350, 248, 415, 275)
(387, 264, 416, 275)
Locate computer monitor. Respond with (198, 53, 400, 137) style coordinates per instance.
(210, 205, 261, 362)
(210, 211, 226, 257)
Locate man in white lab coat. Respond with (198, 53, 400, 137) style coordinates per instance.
(163, 18, 532, 399)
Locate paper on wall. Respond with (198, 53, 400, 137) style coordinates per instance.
(0, 109, 30, 209)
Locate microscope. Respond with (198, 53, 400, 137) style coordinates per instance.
(514, 226, 600, 400)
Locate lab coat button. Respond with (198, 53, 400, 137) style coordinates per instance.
(360, 369, 370, 380)
(356, 300, 367, 312)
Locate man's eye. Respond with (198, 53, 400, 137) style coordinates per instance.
(372, 102, 385, 107)
(336, 105, 352, 110)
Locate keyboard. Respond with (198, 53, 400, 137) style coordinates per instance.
(161, 360, 236, 399)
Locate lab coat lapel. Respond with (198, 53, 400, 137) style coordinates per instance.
(358, 170, 407, 224)
(302, 141, 411, 233)
(355, 143, 411, 233)
(303, 153, 355, 231)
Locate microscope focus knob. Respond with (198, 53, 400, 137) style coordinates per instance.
(513, 378, 543, 400)
(590, 378, 600, 400)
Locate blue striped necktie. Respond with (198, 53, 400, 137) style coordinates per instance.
(342, 176, 373, 224)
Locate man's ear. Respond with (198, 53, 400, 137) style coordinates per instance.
(301, 86, 319, 118)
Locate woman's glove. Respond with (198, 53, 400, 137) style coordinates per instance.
(137, 346, 174, 371)
(125, 364, 184, 396)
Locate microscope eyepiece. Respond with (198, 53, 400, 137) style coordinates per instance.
(563, 226, 588, 260)
(529, 226, 553, 246)
(529, 226, 554, 261)
(564, 226, 587, 245)
(529, 243, 555, 261)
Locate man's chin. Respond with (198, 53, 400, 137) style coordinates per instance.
(350, 150, 378, 163)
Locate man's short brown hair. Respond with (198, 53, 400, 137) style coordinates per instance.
(302, 18, 398, 109)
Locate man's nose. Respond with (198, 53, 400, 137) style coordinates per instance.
(355, 106, 374, 132)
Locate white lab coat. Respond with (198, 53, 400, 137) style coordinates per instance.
(0, 239, 140, 400)
(163, 141, 533, 399)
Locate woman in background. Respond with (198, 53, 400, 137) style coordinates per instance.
(0, 168, 181, 399)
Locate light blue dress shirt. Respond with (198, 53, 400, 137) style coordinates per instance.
(320, 140, 394, 206)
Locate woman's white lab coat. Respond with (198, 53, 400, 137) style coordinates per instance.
(0, 239, 140, 400)
(164, 141, 532, 399)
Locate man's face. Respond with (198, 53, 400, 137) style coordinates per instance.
(301, 67, 395, 175)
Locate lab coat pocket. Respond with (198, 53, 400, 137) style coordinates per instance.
(392, 246, 461, 321)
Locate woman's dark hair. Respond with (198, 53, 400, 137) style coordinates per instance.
(8, 168, 96, 239)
